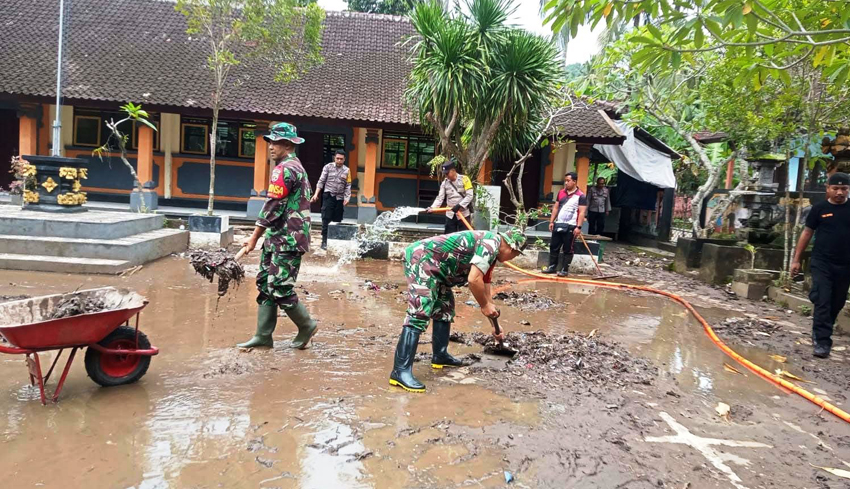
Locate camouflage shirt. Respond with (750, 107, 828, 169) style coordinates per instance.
(404, 230, 502, 286)
(256, 154, 312, 254)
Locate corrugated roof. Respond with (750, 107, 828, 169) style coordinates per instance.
(0, 0, 417, 124)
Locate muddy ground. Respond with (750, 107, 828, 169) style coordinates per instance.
(1, 242, 850, 488)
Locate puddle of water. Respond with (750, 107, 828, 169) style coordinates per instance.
(0, 257, 826, 487)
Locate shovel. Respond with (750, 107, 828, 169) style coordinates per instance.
(577, 233, 620, 281)
(486, 315, 518, 357)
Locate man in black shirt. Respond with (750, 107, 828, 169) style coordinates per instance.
(791, 172, 850, 358)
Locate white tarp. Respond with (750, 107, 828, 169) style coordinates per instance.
(594, 121, 676, 189)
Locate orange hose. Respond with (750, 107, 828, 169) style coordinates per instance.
(439, 210, 850, 424)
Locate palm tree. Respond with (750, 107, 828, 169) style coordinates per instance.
(406, 0, 562, 182)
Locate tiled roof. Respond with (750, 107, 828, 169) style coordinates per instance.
(0, 0, 417, 125)
(692, 131, 728, 143)
(550, 103, 626, 144)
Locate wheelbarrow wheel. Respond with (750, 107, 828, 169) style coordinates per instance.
(85, 326, 152, 387)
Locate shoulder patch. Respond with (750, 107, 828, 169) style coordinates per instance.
(267, 164, 289, 199)
(462, 175, 473, 190)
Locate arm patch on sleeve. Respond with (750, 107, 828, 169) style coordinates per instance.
(267, 165, 289, 199)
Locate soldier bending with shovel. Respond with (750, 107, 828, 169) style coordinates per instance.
(389, 228, 527, 393)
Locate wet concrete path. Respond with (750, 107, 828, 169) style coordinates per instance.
(2, 256, 849, 488)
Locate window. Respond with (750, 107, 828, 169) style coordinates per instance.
(239, 128, 256, 158)
(382, 139, 408, 169)
(323, 134, 346, 163)
(181, 120, 209, 154)
(381, 133, 435, 170)
(180, 118, 257, 158)
(408, 135, 436, 169)
(74, 115, 101, 147)
(131, 120, 161, 152)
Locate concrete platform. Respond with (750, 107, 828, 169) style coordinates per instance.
(0, 206, 163, 239)
(0, 206, 189, 274)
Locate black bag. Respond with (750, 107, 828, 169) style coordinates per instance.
(554, 223, 574, 233)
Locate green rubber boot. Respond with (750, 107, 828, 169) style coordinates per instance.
(286, 302, 318, 350)
(237, 304, 277, 348)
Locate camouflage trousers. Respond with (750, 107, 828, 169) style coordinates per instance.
(256, 246, 302, 310)
(402, 259, 455, 332)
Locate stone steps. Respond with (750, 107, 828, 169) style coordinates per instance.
(0, 206, 189, 274)
(0, 229, 188, 265)
(0, 253, 131, 274)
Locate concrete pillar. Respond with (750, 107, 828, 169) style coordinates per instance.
(18, 111, 38, 157)
(161, 113, 179, 199)
(575, 143, 593, 193)
(358, 128, 379, 223)
(246, 122, 271, 220)
(725, 157, 735, 189)
(131, 124, 158, 211)
(478, 158, 493, 184)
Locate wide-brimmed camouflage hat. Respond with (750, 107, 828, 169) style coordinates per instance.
(499, 228, 528, 254)
(264, 122, 304, 144)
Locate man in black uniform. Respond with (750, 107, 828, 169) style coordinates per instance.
(791, 172, 850, 358)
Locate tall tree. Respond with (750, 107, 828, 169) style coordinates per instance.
(176, 0, 324, 215)
(579, 28, 801, 237)
(348, 0, 422, 15)
(543, 0, 850, 86)
(406, 0, 561, 223)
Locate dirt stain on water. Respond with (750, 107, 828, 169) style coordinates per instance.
(2, 257, 850, 488)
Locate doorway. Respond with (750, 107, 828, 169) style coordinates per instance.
(0, 109, 18, 190)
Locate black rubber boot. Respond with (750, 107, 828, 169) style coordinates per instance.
(542, 252, 558, 274)
(557, 253, 573, 277)
(431, 320, 464, 369)
(286, 302, 318, 350)
(814, 343, 831, 358)
(321, 218, 329, 250)
(389, 326, 426, 393)
(237, 304, 277, 348)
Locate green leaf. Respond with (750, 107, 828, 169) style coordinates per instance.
(647, 23, 663, 41)
(630, 35, 660, 45)
(745, 12, 757, 35)
(671, 51, 681, 69)
(138, 118, 158, 131)
(694, 25, 704, 48)
(814, 46, 828, 67)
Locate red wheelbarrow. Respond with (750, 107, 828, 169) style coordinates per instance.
(0, 287, 158, 404)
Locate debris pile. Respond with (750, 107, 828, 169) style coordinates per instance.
(712, 317, 780, 337)
(50, 295, 106, 319)
(492, 291, 558, 311)
(455, 330, 657, 387)
(189, 249, 245, 296)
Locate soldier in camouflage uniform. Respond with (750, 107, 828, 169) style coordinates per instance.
(237, 123, 318, 350)
(389, 228, 528, 393)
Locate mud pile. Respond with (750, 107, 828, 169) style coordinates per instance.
(492, 291, 558, 311)
(189, 249, 246, 296)
(456, 331, 656, 388)
(50, 295, 106, 319)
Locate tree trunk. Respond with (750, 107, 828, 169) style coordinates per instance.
(208, 106, 219, 216)
(782, 155, 791, 280)
(788, 146, 810, 273)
